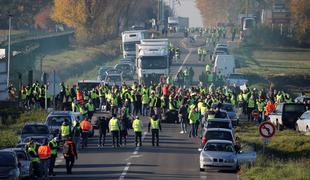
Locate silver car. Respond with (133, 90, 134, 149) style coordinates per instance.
(199, 140, 256, 172)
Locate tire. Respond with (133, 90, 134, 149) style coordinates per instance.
(200, 168, 205, 172)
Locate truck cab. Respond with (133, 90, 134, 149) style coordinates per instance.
(269, 103, 307, 130)
(121, 30, 148, 59)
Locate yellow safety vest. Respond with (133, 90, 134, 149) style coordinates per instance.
(132, 119, 142, 132)
(109, 118, 119, 131)
(61, 125, 70, 137)
(150, 119, 159, 129)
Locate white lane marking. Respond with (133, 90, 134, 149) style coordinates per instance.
(174, 48, 193, 79)
(119, 162, 131, 180)
(119, 131, 148, 180)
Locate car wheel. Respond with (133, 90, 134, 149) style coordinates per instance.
(200, 168, 205, 172)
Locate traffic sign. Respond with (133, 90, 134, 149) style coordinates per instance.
(259, 121, 276, 138)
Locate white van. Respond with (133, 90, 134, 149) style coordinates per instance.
(213, 55, 235, 78)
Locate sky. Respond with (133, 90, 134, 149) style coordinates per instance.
(165, 0, 203, 27)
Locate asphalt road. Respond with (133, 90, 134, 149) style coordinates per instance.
(52, 117, 238, 180)
(51, 33, 238, 180)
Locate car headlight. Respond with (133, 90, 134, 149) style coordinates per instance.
(201, 157, 212, 162)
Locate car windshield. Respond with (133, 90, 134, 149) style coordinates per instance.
(207, 121, 230, 129)
(205, 131, 233, 141)
(204, 142, 234, 152)
(22, 125, 49, 134)
(23, 137, 45, 144)
(124, 41, 139, 51)
(0, 153, 16, 167)
(141, 56, 167, 69)
(47, 116, 71, 126)
(223, 104, 233, 112)
(116, 64, 131, 72)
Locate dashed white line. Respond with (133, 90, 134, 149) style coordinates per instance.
(119, 131, 148, 180)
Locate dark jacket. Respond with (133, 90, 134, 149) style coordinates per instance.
(98, 117, 109, 133)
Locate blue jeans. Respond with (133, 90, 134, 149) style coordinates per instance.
(142, 104, 148, 116)
(189, 123, 196, 137)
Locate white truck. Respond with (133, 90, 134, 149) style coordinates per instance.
(136, 39, 170, 84)
(168, 16, 189, 32)
(121, 30, 148, 59)
(213, 55, 235, 78)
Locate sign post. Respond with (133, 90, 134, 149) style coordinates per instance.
(259, 121, 276, 155)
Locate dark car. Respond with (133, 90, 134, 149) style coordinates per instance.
(0, 150, 20, 180)
(19, 123, 52, 143)
(114, 63, 134, 80)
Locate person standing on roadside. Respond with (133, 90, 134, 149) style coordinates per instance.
(63, 137, 78, 174)
(132, 116, 143, 147)
(178, 102, 188, 134)
(72, 121, 81, 151)
(80, 119, 92, 148)
(109, 114, 121, 148)
(148, 115, 162, 146)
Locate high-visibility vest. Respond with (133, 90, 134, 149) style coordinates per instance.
(80, 120, 92, 132)
(38, 145, 51, 159)
(27, 147, 40, 163)
(49, 141, 58, 155)
(238, 94, 243, 102)
(248, 99, 255, 108)
(77, 90, 83, 101)
(257, 101, 265, 112)
(142, 94, 149, 104)
(188, 111, 199, 124)
(132, 119, 142, 132)
(86, 103, 95, 112)
(150, 119, 159, 129)
(109, 118, 119, 131)
(201, 106, 207, 115)
(61, 125, 70, 137)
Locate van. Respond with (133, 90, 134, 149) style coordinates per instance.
(213, 55, 235, 78)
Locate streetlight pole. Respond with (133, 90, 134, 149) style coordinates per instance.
(7, 15, 12, 89)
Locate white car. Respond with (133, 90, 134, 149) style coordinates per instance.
(296, 110, 310, 132)
(199, 140, 256, 172)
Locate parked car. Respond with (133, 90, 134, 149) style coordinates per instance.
(212, 103, 239, 125)
(269, 103, 307, 130)
(205, 118, 233, 130)
(45, 111, 77, 135)
(296, 110, 310, 133)
(0, 150, 20, 180)
(294, 96, 310, 103)
(114, 63, 134, 80)
(199, 140, 256, 172)
(18, 123, 52, 143)
(104, 69, 123, 86)
(201, 128, 235, 146)
(226, 73, 248, 87)
(2, 148, 32, 179)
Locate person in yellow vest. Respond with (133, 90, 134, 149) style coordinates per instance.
(256, 98, 266, 123)
(38, 139, 51, 179)
(148, 115, 162, 146)
(142, 92, 149, 116)
(109, 114, 120, 148)
(247, 95, 256, 121)
(60, 120, 71, 141)
(85, 99, 95, 120)
(26, 139, 41, 178)
(202, 48, 207, 61)
(188, 107, 199, 138)
(132, 116, 143, 147)
(48, 137, 58, 176)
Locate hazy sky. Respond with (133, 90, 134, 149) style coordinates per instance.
(166, 0, 203, 27)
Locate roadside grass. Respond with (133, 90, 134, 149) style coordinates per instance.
(232, 46, 310, 95)
(236, 122, 310, 180)
(39, 39, 121, 84)
(0, 110, 47, 148)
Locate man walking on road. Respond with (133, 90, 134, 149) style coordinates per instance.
(48, 137, 58, 176)
(38, 139, 51, 179)
(98, 116, 109, 147)
(148, 115, 162, 146)
(72, 121, 81, 151)
(132, 116, 143, 147)
(109, 114, 121, 148)
(63, 137, 78, 174)
(80, 119, 92, 148)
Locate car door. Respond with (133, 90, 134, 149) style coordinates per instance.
(16, 151, 31, 177)
(236, 151, 256, 166)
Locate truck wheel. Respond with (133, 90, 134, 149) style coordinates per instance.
(200, 168, 205, 172)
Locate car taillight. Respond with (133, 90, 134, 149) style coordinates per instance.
(202, 136, 207, 145)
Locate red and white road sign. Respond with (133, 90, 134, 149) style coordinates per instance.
(259, 121, 276, 138)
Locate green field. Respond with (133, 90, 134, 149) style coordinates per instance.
(232, 46, 310, 95)
(40, 39, 121, 85)
(236, 122, 310, 180)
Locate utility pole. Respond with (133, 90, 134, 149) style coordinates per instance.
(7, 15, 12, 89)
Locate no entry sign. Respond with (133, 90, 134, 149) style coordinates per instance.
(259, 121, 276, 138)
